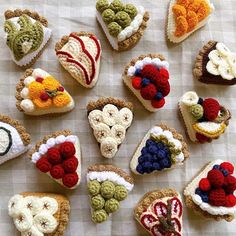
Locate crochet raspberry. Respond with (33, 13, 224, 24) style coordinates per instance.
(62, 172, 78, 188)
(153, 73, 168, 87)
(132, 77, 142, 89)
(159, 68, 169, 80)
(199, 178, 211, 191)
(59, 142, 76, 159)
(208, 188, 226, 206)
(140, 84, 157, 100)
(225, 194, 236, 207)
(151, 98, 165, 108)
(159, 81, 170, 97)
(47, 148, 62, 164)
(202, 98, 220, 121)
(36, 77, 44, 83)
(220, 162, 234, 175)
(224, 175, 236, 194)
(58, 86, 64, 92)
(63, 156, 78, 173)
(141, 64, 159, 80)
(36, 157, 52, 173)
(196, 133, 210, 143)
(207, 169, 224, 188)
(50, 164, 65, 179)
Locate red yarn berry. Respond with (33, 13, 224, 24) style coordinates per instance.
(159, 81, 170, 97)
(151, 98, 165, 108)
(220, 162, 234, 175)
(224, 175, 236, 194)
(141, 64, 159, 80)
(132, 77, 142, 89)
(36, 77, 44, 83)
(59, 142, 76, 159)
(50, 164, 65, 179)
(153, 73, 168, 87)
(196, 133, 210, 143)
(36, 157, 52, 173)
(159, 68, 169, 80)
(225, 194, 236, 207)
(207, 169, 224, 188)
(140, 84, 157, 100)
(208, 188, 226, 206)
(47, 148, 62, 165)
(62, 173, 79, 188)
(202, 98, 220, 121)
(58, 86, 64, 92)
(63, 156, 79, 173)
(199, 178, 211, 191)
(40, 93, 50, 101)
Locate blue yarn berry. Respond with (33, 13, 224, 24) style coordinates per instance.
(152, 154, 159, 162)
(141, 78, 151, 87)
(201, 194, 209, 203)
(148, 145, 159, 155)
(141, 147, 149, 155)
(152, 162, 162, 171)
(198, 97, 204, 105)
(156, 142, 165, 150)
(136, 164, 144, 174)
(146, 139, 156, 147)
(156, 149, 168, 160)
(159, 158, 171, 168)
(220, 168, 229, 176)
(143, 161, 153, 173)
(213, 164, 220, 170)
(135, 68, 142, 76)
(138, 155, 145, 164)
(143, 153, 153, 162)
(195, 188, 202, 196)
(154, 92, 163, 101)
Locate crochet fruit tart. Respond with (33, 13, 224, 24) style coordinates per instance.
(130, 124, 189, 175)
(167, 0, 214, 43)
(184, 160, 236, 221)
(4, 9, 52, 68)
(179, 91, 231, 143)
(96, 0, 149, 51)
(29, 130, 81, 189)
(87, 164, 134, 223)
(15, 68, 75, 116)
(87, 97, 134, 158)
(55, 32, 101, 88)
(134, 189, 183, 236)
(123, 54, 170, 112)
(0, 115, 30, 165)
(8, 192, 70, 235)
(193, 41, 236, 85)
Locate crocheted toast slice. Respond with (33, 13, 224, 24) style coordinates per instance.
(29, 130, 81, 189)
(87, 164, 134, 223)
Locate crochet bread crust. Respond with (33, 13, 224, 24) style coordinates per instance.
(21, 192, 70, 236)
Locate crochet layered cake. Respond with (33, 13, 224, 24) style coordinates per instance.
(193, 41, 236, 85)
(4, 9, 52, 68)
(130, 124, 189, 175)
(179, 91, 231, 143)
(15, 68, 75, 115)
(8, 192, 70, 235)
(87, 97, 133, 158)
(134, 189, 183, 236)
(96, 0, 149, 51)
(55, 32, 101, 88)
(123, 54, 170, 112)
(87, 164, 134, 223)
(167, 0, 214, 43)
(0, 115, 30, 165)
(184, 160, 236, 221)
(29, 130, 81, 189)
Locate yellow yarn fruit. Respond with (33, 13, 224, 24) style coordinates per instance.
(28, 81, 45, 100)
(33, 98, 52, 108)
(53, 93, 71, 107)
(42, 76, 60, 91)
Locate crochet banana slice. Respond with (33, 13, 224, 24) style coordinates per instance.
(116, 107, 133, 128)
(206, 61, 220, 75)
(93, 123, 111, 143)
(216, 43, 231, 57)
(40, 197, 58, 215)
(208, 50, 225, 65)
(13, 209, 33, 232)
(22, 196, 43, 216)
(218, 62, 235, 80)
(181, 91, 199, 106)
(100, 137, 118, 158)
(21, 225, 43, 236)
(228, 54, 236, 77)
(102, 104, 119, 126)
(88, 110, 103, 128)
(8, 194, 24, 217)
(111, 125, 126, 144)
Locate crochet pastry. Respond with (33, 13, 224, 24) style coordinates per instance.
(184, 160, 236, 221)
(8, 192, 70, 235)
(4, 9, 52, 68)
(87, 164, 134, 223)
(29, 130, 81, 189)
(55, 32, 101, 88)
(167, 0, 214, 43)
(0, 115, 30, 165)
(15, 68, 75, 115)
(130, 124, 189, 175)
(87, 97, 133, 158)
(179, 91, 231, 143)
(96, 0, 149, 51)
(134, 189, 183, 236)
(193, 41, 236, 85)
(123, 54, 170, 112)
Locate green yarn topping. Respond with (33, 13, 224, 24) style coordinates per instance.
(4, 20, 17, 34)
(91, 194, 105, 210)
(115, 11, 131, 28)
(102, 9, 116, 24)
(88, 180, 101, 196)
(96, 0, 109, 13)
(110, 0, 125, 13)
(100, 181, 115, 199)
(114, 185, 128, 201)
(124, 4, 137, 19)
(92, 209, 108, 223)
(104, 198, 120, 213)
(108, 22, 122, 37)
(190, 104, 204, 119)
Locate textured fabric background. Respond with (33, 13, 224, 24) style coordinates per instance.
(0, 0, 236, 235)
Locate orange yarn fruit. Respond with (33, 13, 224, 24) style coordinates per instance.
(197, 1, 210, 21)
(186, 11, 198, 32)
(188, 0, 202, 12)
(172, 4, 187, 18)
(174, 16, 188, 37)
(33, 97, 52, 108)
(53, 93, 71, 107)
(28, 81, 45, 100)
(176, 0, 190, 7)
(42, 76, 60, 91)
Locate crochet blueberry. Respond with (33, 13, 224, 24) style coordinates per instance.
(152, 162, 162, 171)
(198, 97, 204, 105)
(141, 78, 151, 87)
(136, 164, 144, 174)
(195, 187, 202, 196)
(138, 155, 146, 164)
(143, 161, 153, 173)
(146, 139, 156, 147)
(135, 68, 142, 76)
(148, 144, 159, 155)
(141, 146, 149, 155)
(156, 149, 168, 160)
(220, 168, 229, 177)
(160, 158, 171, 168)
(154, 92, 163, 101)
(199, 192, 209, 203)
(143, 153, 153, 162)
(213, 164, 221, 170)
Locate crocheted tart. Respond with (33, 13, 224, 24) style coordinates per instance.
(193, 41, 236, 85)
(87, 97, 134, 158)
(4, 9, 52, 68)
(134, 189, 183, 236)
(0, 114, 30, 165)
(179, 91, 231, 143)
(130, 124, 189, 175)
(55, 32, 101, 88)
(15, 68, 75, 116)
(87, 164, 134, 223)
(96, 0, 149, 51)
(167, 0, 214, 43)
(8, 192, 70, 235)
(123, 54, 170, 112)
(184, 160, 236, 222)
(29, 130, 81, 189)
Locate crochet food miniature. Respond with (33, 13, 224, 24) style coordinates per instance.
(130, 124, 189, 175)
(96, 0, 149, 51)
(87, 97, 133, 158)
(184, 160, 236, 221)
(4, 9, 52, 68)
(0, 115, 30, 165)
(8, 192, 70, 235)
(87, 164, 134, 223)
(193, 41, 236, 85)
(134, 189, 183, 235)
(15, 68, 75, 115)
(123, 54, 170, 112)
(29, 130, 81, 189)
(167, 0, 214, 43)
(179, 91, 231, 143)
(55, 32, 101, 88)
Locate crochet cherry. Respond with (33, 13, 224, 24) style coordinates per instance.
(47, 147, 62, 165)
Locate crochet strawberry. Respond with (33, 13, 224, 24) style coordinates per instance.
(207, 169, 224, 188)
(141, 64, 159, 80)
(47, 147, 62, 164)
(159, 67, 169, 80)
(50, 164, 65, 179)
(63, 156, 79, 173)
(132, 77, 142, 89)
(62, 172, 79, 188)
(151, 98, 165, 108)
(224, 175, 236, 194)
(59, 142, 76, 159)
(36, 157, 52, 173)
(225, 194, 236, 207)
(220, 162, 234, 175)
(208, 188, 226, 206)
(199, 178, 211, 191)
(140, 84, 157, 100)
(202, 98, 220, 121)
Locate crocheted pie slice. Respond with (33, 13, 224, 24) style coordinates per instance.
(134, 189, 183, 236)
(96, 0, 149, 51)
(184, 159, 236, 222)
(8, 192, 70, 235)
(130, 124, 189, 175)
(87, 164, 134, 223)
(193, 41, 236, 85)
(0, 115, 30, 165)
(4, 9, 52, 68)
(29, 130, 81, 189)
(55, 32, 101, 88)
(87, 97, 134, 158)
(15, 68, 75, 116)
(179, 91, 231, 143)
(123, 54, 170, 112)
(167, 0, 214, 43)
